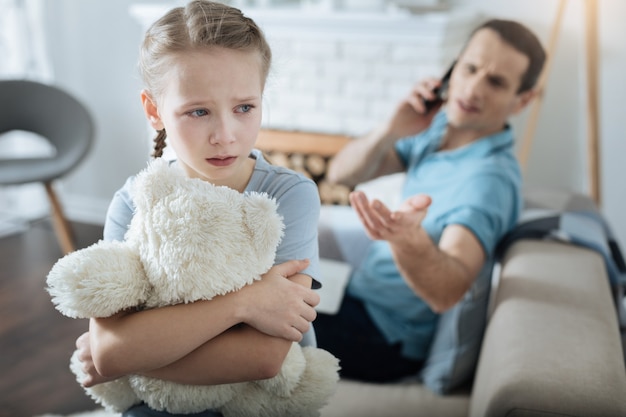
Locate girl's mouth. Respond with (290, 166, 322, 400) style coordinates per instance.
(206, 156, 236, 167)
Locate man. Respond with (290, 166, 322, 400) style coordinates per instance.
(313, 19, 546, 383)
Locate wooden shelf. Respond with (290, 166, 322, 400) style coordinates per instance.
(256, 129, 351, 157)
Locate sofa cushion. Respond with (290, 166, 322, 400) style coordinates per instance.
(320, 378, 469, 417)
(418, 260, 492, 394)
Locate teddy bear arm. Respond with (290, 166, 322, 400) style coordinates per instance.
(46, 240, 150, 318)
(234, 346, 340, 417)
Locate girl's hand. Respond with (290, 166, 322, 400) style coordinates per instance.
(75, 332, 119, 387)
(237, 259, 320, 342)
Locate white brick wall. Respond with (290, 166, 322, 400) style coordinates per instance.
(250, 7, 481, 136)
(130, 4, 481, 137)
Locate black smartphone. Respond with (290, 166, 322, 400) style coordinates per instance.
(422, 61, 455, 113)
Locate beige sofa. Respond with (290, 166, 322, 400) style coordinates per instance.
(316, 187, 626, 417)
(256, 130, 626, 417)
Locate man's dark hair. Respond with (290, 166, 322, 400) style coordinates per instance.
(470, 19, 546, 93)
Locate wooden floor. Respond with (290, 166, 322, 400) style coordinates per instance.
(0, 218, 104, 417)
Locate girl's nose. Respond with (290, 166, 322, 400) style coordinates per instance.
(209, 118, 235, 145)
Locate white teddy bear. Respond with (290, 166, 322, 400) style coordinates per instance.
(46, 158, 340, 417)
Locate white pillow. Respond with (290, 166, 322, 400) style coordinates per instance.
(355, 172, 406, 210)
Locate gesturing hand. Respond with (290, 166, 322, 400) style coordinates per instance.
(349, 191, 432, 245)
(238, 259, 320, 342)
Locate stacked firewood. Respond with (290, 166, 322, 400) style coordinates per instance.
(263, 151, 351, 206)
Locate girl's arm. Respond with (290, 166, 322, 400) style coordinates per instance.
(142, 324, 290, 384)
(138, 271, 313, 385)
(84, 172, 321, 387)
(88, 260, 317, 381)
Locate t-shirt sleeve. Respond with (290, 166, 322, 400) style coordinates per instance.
(274, 179, 322, 289)
(394, 136, 413, 168)
(102, 177, 135, 242)
(394, 110, 447, 169)
(441, 174, 520, 256)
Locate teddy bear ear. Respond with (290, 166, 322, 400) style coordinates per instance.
(130, 159, 186, 211)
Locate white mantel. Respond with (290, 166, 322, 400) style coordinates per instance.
(130, 4, 476, 42)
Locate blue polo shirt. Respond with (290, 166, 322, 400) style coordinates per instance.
(347, 110, 522, 360)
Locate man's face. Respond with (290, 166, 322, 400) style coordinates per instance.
(445, 28, 533, 136)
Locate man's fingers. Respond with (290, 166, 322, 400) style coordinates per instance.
(408, 194, 432, 210)
(350, 191, 390, 239)
(407, 92, 427, 114)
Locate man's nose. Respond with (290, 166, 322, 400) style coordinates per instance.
(463, 75, 485, 99)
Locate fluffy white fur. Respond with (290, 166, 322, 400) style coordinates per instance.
(46, 159, 340, 417)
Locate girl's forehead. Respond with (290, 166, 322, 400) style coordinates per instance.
(161, 48, 264, 99)
(172, 47, 263, 75)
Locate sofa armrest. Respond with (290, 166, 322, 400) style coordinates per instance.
(470, 239, 626, 417)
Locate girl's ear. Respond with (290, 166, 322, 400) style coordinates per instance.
(141, 90, 164, 130)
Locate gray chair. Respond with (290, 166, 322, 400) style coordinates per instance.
(0, 79, 94, 254)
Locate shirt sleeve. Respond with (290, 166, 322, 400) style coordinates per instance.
(441, 173, 521, 256)
(394, 136, 413, 168)
(273, 179, 322, 289)
(394, 110, 447, 169)
(102, 177, 135, 242)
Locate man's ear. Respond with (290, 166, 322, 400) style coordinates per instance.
(141, 90, 164, 131)
(511, 88, 538, 115)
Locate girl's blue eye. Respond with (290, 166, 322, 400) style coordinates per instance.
(190, 109, 208, 117)
(238, 104, 252, 113)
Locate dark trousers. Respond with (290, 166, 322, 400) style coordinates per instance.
(314, 293, 423, 382)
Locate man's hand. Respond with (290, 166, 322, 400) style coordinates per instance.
(384, 77, 443, 141)
(75, 331, 119, 387)
(349, 191, 432, 244)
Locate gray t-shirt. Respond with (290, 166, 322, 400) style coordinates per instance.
(102, 149, 322, 345)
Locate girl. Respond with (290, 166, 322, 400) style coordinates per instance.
(74, 1, 322, 416)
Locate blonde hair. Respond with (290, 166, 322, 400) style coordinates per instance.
(139, 0, 272, 157)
